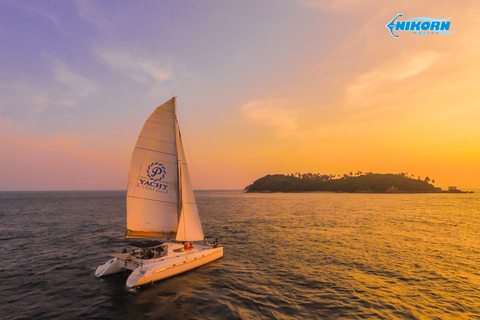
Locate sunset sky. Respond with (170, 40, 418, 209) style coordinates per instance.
(1, 0, 479, 191)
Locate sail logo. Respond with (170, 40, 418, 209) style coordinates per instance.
(137, 162, 169, 193)
(147, 162, 166, 181)
(137, 178, 169, 194)
(386, 14, 455, 38)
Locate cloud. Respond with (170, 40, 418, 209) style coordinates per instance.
(97, 49, 196, 98)
(294, 0, 444, 14)
(74, 0, 116, 35)
(54, 65, 97, 99)
(345, 51, 440, 104)
(0, 82, 51, 115)
(293, 0, 376, 13)
(98, 50, 171, 84)
(0, 63, 98, 118)
(0, 121, 125, 190)
(240, 98, 299, 137)
(3, 0, 61, 25)
(0, 118, 14, 134)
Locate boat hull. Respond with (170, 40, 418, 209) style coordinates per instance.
(96, 245, 223, 288)
(95, 257, 124, 277)
(127, 247, 223, 287)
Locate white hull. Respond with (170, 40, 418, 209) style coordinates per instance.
(96, 242, 223, 288)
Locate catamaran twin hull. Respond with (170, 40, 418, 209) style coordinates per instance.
(96, 98, 223, 287)
(96, 242, 223, 288)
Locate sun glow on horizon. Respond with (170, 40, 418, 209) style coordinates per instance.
(1, 1, 479, 191)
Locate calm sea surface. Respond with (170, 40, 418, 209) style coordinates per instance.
(1, 190, 479, 319)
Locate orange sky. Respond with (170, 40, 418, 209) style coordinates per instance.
(189, 1, 480, 190)
(1, 1, 479, 190)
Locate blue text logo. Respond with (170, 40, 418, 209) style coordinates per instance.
(137, 178, 169, 194)
(147, 162, 166, 181)
(139, 162, 168, 193)
(386, 14, 455, 38)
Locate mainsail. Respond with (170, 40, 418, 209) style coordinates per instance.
(125, 98, 204, 241)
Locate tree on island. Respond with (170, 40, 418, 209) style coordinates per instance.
(245, 172, 441, 193)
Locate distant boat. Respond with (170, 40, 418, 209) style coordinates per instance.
(95, 97, 223, 288)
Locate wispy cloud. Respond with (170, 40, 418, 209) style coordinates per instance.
(98, 50, 172, 84)
(55, 65, 98, 99)
(240, 98, 299, 137)
(346, 51, 440, 104)
(0, 82, 51, 115)
(294, 0, 375, 12)
(0, 121, 125, 190)
(74, 0, 116, 35)
(3, 0, 60, 25)
(0, 63, 98, 119)
(97, 49, 196, 97)
(0, 118, 14, 134)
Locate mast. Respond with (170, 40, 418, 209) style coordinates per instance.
(173, 97, 183, 236)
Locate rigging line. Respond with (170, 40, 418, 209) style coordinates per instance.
(175, 109, 202, 191)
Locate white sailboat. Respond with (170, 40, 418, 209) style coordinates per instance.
(95, 97, 223, 288)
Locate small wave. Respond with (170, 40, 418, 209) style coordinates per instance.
(0, 237, 17, 241)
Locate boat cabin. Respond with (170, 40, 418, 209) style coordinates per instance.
(126, 240, 167, 260)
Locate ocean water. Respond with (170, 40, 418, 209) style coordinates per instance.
(0, 190, 479, 319)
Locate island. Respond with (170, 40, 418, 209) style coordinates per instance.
(245, 172, 473, 193)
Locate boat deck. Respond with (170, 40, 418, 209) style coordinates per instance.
(110, 242, 214, 267)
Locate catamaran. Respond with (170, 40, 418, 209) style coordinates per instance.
(95, 97, 223, 288)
